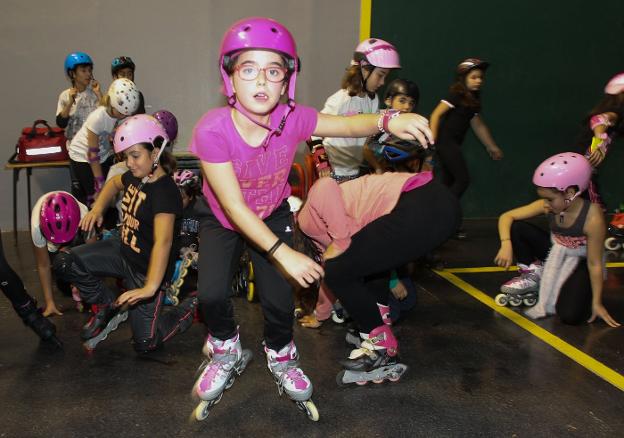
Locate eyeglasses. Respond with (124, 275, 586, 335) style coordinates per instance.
(234, 64, 288, 83)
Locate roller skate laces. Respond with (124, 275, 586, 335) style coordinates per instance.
(265, 342, 312, 401)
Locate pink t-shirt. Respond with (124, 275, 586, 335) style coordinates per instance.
(189, 104, 318, 230)
(298, 171, 433, 251)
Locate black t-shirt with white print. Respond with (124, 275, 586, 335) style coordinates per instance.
(438, 91, 481, 145)
(120, 171, 183, 279)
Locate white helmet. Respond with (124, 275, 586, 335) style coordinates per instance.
(107, 78, 140, 116)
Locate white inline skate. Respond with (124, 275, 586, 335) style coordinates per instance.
(495, 262, 542, 307)
(192, 332, 253, 421)
(337, 325, 407, 386)
(265, 341, 319, 421)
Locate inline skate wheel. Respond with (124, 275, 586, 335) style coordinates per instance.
(388, 375, 401, 382)
(604, 237, 621, 251)
(194, 401, 210, 421)
(174, 277, 185, 289)
(494, 294, 508, 306)
(246, 282, 255, 302)
(170, 296, 180, 306)
(508, 296, 523, 307)
(372, 378, 384, 384)
(303, 400, 319, 421)
(523, 297, 537, 307)
(331, 310, 345, 324)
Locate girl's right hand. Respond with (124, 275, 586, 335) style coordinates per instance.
(80, 209, 103, 233)
(68, 87, 78, 103)
(273, 244, 324, 288)
(494, 243, 513, 269)
(388, 113, 434, 147)
(588, 302, 620, 328)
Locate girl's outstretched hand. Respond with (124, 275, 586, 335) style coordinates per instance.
(116, 287, 155, 307)
(494, 243, 513, 269)
(387, 113, 434, 147)
(588, 302, 620, 328)
(487, 146, 504, 160)
(80, 209, 103, 233)
(273, 245, 324, 288)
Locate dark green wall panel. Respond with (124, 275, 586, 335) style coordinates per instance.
(372, 0, 624, 216)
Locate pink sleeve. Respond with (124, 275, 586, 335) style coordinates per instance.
(189, 126, 230, 163)
(307, 178, 352, 251)
(292, 105, 319, 141)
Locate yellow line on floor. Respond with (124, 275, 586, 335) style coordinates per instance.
(434, 269, 624, 392)
(445, 262, 624, 274)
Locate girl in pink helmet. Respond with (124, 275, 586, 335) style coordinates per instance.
(430, 58, 504, 238)
(574, 72, 624, 206)
(188, 17, 431, 421)
(53, 114, 198, 352)
(314, 38, 403, 182)
(493, 153, 619, 327)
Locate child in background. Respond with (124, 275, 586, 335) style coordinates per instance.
(56, 52, 102, 142)
(189, 17, 431, 421)
(494, 153, 619, 327)
(574, 72, 624, 206)
(31, 191, 90, 316)
(317, 38, 402, 182)
(68, 78, 140, 207)
(1, 228, 61, 346)
(298, 173, 460, 385)
(111, 56, 146, 114)
(430, 58, 503, 238)
(54, 115, 197, 352)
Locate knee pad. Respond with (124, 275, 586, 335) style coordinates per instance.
(52, 251, 76, 278)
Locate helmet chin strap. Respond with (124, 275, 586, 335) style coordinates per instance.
(559, 191, 582, 223)
(141, 139, 169, 185)
(230, 97, 295, 149)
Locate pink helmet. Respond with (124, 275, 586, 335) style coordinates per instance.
(152, 110, 178, 142)
(532, 152, 592, 193)
(39, 192, 81, 244)
(604, 72, 624, 95)
(173, 169, 197, 187)
(114, 114, 169, 154)
(220, 17, 299, 105)
(352, 38, 400, 69)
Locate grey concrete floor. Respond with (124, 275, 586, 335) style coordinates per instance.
(1, 221, 623, 437)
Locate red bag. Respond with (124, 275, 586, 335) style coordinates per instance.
(16, 119, 68, 162)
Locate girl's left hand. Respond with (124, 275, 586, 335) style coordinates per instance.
(488, 146, 504, 160)
(43, 303, 63, 317)
(91, 79, 101, 94)
(116, 287, 156, 307)
(388, 113, 434, 147)
(588, 302, 620, 327)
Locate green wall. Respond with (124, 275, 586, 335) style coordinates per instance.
(372, 0, 624, 217)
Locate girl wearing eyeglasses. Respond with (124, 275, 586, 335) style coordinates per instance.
(188, 17, 432, 421)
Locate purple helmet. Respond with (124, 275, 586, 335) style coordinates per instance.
(173, 169, 197, 187)
(457, 58, 490, 76)
(532, 152, 592, 193)
(352, 38, 401, 69)
(152, 110, 178, 142)
(605, 72, 624, 95)
(219, 17, 299, 105)
(39, 192, 81, 244)
(114, 114, 169, 154)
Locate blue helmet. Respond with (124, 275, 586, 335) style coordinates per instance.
(64, 52, 93, 76)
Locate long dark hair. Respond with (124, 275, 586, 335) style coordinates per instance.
(341, 65, 376, 99)
(140, 137, 177, 175)
(449, 72, 481, 109)
(584, 93, 624, 137)
(292, 221, 322, 316)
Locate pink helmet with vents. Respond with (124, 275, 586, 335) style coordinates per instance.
(220, 17, 299, 105)
(532, 152, 592, 193)
(173, 169, 197, 187)
(604, 72, 624, 95)
(352, 38, 400, 69)
(39, 192, 81, 244)
(114, 114, 169, 154)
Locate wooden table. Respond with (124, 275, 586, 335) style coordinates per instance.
(4, 153, 71, 244)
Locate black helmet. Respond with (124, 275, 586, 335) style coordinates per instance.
(384, 78, 420, 103)
(111, 56, 136, 76)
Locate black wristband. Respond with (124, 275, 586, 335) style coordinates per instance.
(267, 239, 284, 257)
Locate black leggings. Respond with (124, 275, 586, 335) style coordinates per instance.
(53, 238, 193, 350)
(0, 228, 30, 308)
(196, 200, 295, 351)
(511, 220, 592, 325)
(70, 156, 114, 205)
(324, 181, 461, 332)
(435, 139, 470, 198)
